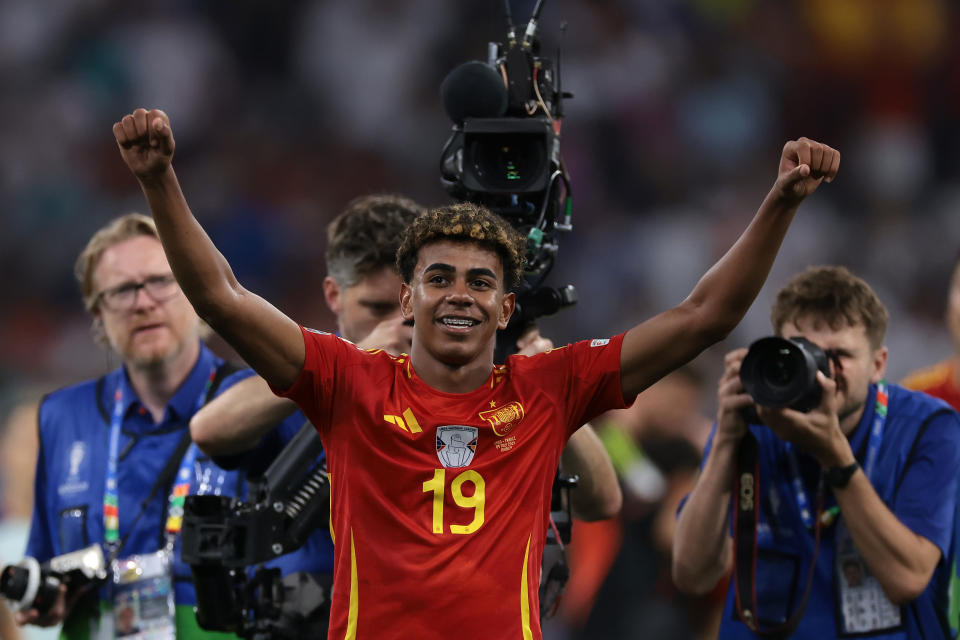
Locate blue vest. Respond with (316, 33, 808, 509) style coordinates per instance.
(713, 384, 960, 639)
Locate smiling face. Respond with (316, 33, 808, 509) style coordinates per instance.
(778, 314, 888, 432)
(91, 235, 200, 370)
(400, 240, 515, 369)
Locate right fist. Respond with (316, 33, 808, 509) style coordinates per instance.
(113, 108, 175, 181)
(715, 348, 753, 441)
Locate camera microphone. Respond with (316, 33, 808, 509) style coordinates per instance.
(440, 61, 508, 126)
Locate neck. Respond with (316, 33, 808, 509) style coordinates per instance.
(126, 340, 201, 423)
(840, 405, 865, 437)
(410, 347, 493, 394)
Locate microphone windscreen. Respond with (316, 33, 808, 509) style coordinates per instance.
(441, 61, 508, 125)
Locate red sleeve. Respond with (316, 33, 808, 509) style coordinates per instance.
(270, 325, 365, 437)
(516, 332, 630, 438)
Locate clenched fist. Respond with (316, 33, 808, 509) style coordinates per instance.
(113, 108, 175, 182)
(773, 137, 840, 205)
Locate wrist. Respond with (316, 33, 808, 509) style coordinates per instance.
(816, 431, 855, 469)
(824, 461, 860, 490)
(138, 165, 176, 190)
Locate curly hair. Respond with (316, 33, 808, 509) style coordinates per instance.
(326, 194, 425, 287)
(771, 265, 889, 348)
(396, 203, 526, 290)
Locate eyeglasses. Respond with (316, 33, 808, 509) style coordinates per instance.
(95, 274, 180, 311)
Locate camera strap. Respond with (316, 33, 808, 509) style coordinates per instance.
(102, 362, 237, 559)
(733, 430, 825, 638)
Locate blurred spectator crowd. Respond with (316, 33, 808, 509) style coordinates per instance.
(2, 1, 960, 638)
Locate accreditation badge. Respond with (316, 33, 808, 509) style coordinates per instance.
(106, 549, 177, 639)
(835, 519, 902, 635)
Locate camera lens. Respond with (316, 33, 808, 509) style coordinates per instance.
(468, 133, 547, 192)
(1, 565, 29, 601)
(740, 336, 830, 412)
(0, 558, 60, 614)
(759, 346, 800, 388)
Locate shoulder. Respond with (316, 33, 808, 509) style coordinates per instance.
(901, 361, 953, 392)
(889, 383, 958, 420)
(39, 377, 103, 423)
(508, 334, 625, 370)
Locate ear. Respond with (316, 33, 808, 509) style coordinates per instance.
(400, 282, 414, 321)
(870, 346, 888, 384)
(497, 292, 516, 330)
(322, 276, 342, 316)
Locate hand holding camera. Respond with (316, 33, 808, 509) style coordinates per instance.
(714, 348, 753, 444)
(738, 336, 852, 467)
(2, 544, 107, 629)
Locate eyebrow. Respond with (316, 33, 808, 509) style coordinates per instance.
(424, 263, 498, 281)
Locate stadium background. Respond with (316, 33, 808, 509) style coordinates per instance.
(1, 1, 958, 637)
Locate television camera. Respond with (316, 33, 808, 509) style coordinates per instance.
(439, 0, 577, 363)
(180, 423, 331, 640)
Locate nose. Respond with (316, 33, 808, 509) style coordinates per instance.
(131, 285, 158, 311)
(444, 279, 474, 305)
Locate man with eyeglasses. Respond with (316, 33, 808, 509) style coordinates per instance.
(18, 213, 302, 639)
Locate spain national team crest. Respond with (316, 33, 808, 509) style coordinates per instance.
(436, 426, 478, 468)
(479, 401, 525, 436)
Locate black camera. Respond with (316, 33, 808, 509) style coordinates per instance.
(180, 423, 331, 639)
(0, 544, 108, 615)
(740, 336, 832, 417)
(438, 0, 572, 278)
(439, 0, 577, 362)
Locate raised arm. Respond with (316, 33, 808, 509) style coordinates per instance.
(619, 139, 840, 399)
(113, 108, 304, 389)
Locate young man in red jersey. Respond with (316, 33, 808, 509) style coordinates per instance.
(113, 107, 839, 640)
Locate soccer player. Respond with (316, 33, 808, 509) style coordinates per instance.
(113, 107, 838, 639)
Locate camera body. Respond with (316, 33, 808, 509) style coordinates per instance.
(0, 544, 108, 615)
(739, 336, 832, 423)
(180, 423, 331, 639)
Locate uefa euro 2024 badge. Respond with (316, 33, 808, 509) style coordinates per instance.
(435, 426, 478, 468)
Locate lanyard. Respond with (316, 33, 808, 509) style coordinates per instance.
(786, 381, 888, 529)
(103, 366, 217, 551)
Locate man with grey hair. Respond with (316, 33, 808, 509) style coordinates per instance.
(19, 213, 293, 638)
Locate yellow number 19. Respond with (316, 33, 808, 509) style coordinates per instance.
(422, 469, 486, 534)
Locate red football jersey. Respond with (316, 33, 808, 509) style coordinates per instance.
(277, 326, 628, 640)
(902, 358, 960, 410)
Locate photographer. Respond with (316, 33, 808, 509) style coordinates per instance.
(673, 266, 960, 638)
(15, 214, 302, 638)
(113, 107, 835, 639)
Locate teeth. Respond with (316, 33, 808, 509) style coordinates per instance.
(442, 317, 477, 327)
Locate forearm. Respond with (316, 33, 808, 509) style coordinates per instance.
(138, 166, 243, 323)
(672, 434, 738, 594)
(191, 376, 298, 456)
(834, 470, 940, 604)
(562, 424, 622, 521)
